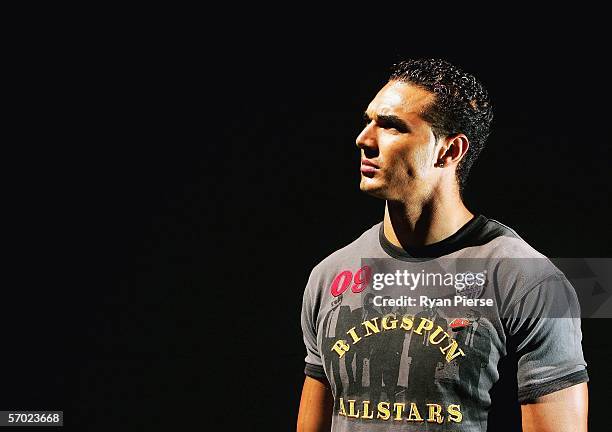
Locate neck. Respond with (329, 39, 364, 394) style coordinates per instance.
(383, 189, 474, 250)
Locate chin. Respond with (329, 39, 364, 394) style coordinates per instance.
(359, 177, 388, 199)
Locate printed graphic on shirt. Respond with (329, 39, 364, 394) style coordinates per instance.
(321, 289, 494, 427)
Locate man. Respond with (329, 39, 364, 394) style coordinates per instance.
(297, 59, 588, 431)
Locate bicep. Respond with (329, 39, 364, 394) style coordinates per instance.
(297, 376, 334, 432)
(521, 383, 588, 432)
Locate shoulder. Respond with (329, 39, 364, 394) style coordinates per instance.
(311, 222, 381, 275)
(467, 216, 550, 260)
(305, 222, 381, 292)
(470, 217, 565, 308)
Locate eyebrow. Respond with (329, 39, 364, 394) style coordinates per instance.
(364, 112, 410, 133)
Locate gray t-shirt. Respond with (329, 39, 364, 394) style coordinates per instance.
(301, 215, 587, 431)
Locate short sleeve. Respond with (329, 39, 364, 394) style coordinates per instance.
(301, 270, 326, 378)
(505, 273, 588, 403)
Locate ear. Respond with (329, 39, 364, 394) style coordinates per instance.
(436, 134, 469, 168)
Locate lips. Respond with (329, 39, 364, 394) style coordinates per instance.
(360, 159, 379, 177)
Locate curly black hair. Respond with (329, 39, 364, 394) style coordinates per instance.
(389, 59, 493, 191)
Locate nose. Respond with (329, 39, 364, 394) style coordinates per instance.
(356, 122, 377, 151)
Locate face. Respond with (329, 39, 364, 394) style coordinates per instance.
(356, 80, 441, 201)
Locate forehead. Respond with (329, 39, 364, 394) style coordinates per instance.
(367, 80, 435, 118)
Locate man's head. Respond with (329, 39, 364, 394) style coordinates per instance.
(357, 59, 493, 200)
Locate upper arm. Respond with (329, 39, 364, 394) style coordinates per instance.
(301, 269, 323, 368)
(521, 382, 588, 432)
(299, 270, 332, 431)
(506, 274, 588, 401)
(297, 376, 333, 432)
(507, 274, 589, 429)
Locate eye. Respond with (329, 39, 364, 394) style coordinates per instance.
(377, 116, 409, 133)
(377, 119, 395, 130)
(378, 119, 402, 133)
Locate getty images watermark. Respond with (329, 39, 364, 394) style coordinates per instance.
(371, 268, 493, 308)
(354, 258, 612, 319)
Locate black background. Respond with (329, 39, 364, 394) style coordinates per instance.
(5, 18, 611, 431)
